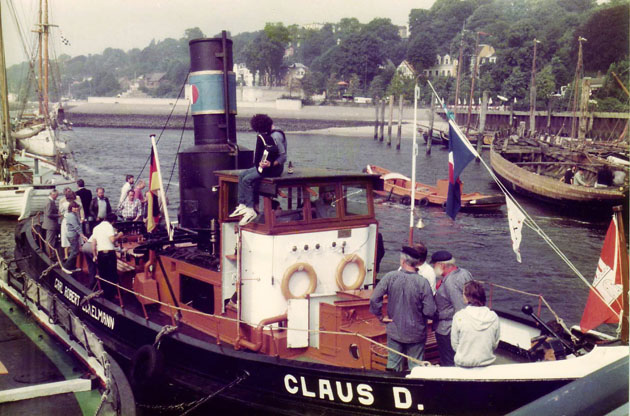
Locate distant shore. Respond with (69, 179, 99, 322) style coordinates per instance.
(65, 100, 444, 138)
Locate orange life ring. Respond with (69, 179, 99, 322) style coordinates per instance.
(281, 262, 318, 299)
(336, 254, 366, 290)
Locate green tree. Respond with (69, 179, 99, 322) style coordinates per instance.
(406, 33, 437, 72)
(242, 32, 285, 86)
(578, 4, 629, 72)
(329, 33, 385, 86)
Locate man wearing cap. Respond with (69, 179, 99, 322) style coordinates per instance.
(430, 250, 473, 366)
(370, 246, 436, 372)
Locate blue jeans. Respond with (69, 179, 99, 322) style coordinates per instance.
(63, 235, 80, 269)
(237, 167, 261, 208)
(436, 332, 455, 367)
(387, 337, 426, 371)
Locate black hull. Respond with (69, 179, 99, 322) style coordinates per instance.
(14, 220, 572, 415)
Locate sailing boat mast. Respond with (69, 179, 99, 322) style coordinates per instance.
(529, 39, 541, 134)
(465, 31, 480, 136)
(570, 37, 586, 145)
(453, 23, 465, 119)
(37, 0, 43, 115)
(42, 0, 49, 119)
(0, 2, 14, 182)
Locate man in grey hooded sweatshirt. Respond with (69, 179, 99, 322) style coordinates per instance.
(451, 280, 500, 367)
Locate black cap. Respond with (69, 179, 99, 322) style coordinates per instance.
(401, 246, 422, 260)
(430, 250, 453, 264)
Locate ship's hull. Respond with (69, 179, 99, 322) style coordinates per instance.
(14, 218, 629, 415)
(490, 144, 626, 210)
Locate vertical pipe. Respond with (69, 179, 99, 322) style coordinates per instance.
(409, 84, 420, 244)
(427, 100, 434, 155)
(396, 95, 403, 150)
(476, 91, 487, 160)
(0, 3, 12, 157)
(387, 95, 394, 146)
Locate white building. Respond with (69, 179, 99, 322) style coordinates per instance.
(423, 54, 458, 78)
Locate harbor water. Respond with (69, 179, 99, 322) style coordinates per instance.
(0, 126, 619, 414)
(64, 126, 612, 327)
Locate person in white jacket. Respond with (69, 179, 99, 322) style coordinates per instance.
(451, 280, 500, 367)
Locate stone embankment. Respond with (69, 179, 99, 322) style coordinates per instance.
(65, 100, 384, 132)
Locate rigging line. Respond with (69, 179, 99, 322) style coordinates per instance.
(165, 103, 190, 193)
(427, 81, 620, 318)
(136, 71, 190, 182)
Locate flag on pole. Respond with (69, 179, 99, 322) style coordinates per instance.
(580, 216, 624, 332)
(146, 148, 161, 233)
(505, 197, 525, 262)
(445, 120, 477, 220)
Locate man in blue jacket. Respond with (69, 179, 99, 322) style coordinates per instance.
(370, 246, 436, 372)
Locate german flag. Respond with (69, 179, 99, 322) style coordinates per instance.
(146, 148, 161, 232)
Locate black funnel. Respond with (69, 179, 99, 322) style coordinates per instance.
(178, 32, 251, 231)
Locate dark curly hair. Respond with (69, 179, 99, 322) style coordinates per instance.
(250, 114, 273, 134)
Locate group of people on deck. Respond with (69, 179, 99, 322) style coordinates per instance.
(370, 244, 500, 371)
(40, 175, 154, 299)
(563, 165, 626, 188)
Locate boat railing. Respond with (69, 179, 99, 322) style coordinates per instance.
(29, 215, 67, 272)
(0, 259, 136, 415)
(480, 280, 577, 341)
(90, 272, 434, 369)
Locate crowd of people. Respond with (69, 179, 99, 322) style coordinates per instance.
(370, 244, 500, 371)
(41, 175, 151, 298)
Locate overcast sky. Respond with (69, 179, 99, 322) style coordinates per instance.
(3, 0, 435, 65)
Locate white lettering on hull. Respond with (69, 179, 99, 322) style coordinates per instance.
(81, 303, 115, 330)
(283, 374, 420, 410)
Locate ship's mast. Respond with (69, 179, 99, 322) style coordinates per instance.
(570, 37, 586, 144)
(42, 0, 49, 119)
(0, 2, 14, 181)
(529, 39, 541, 135)
(38, 0, 43, 115)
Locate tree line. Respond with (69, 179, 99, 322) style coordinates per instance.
(7, 0, 629, 112)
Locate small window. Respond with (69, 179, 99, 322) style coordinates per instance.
(310, 185, 338, 220)
(273, 186, 305, 223)
(343, 184, 369, 217)
(180, 274, 214, 314)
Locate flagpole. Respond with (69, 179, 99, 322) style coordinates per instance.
(409, 83, 420, 244)
(150, 134, 173, 241)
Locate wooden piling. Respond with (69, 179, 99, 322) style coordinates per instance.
(379, 99, 385, 141)
(396, 95, 403, 150)
(386, 95, 394, 146)
(374, 100, 379, 140)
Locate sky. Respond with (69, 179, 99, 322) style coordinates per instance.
(3, 0, 435, 65)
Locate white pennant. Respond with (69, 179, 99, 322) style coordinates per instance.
(506, 197, 525, 262)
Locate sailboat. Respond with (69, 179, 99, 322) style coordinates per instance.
(7, 33, 627, 415)
(11, 0, 74, 162)
(0, 1, 74, 219)
(490, 37, 628, 211)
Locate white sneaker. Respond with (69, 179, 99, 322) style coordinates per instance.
(229, 204, 247, 217)
(238, 208, 257, 226)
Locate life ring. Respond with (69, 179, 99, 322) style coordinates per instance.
(336, 254, 366, 290)
(130, 344, 163, 388)
(281, 263, 317, 299)
(419, 197, 429, 207)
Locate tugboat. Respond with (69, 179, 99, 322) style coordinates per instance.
(12, 33, 628, 415)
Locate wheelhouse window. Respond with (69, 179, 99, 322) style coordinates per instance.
(343, 184, 369, 217)
(310, 185, 338, 220)
(273, 186, 306, 223)
(180, 274, 214, 314)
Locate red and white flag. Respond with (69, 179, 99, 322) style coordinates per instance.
(506, 197, 525, 263)
(580, 216, 624, 332)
